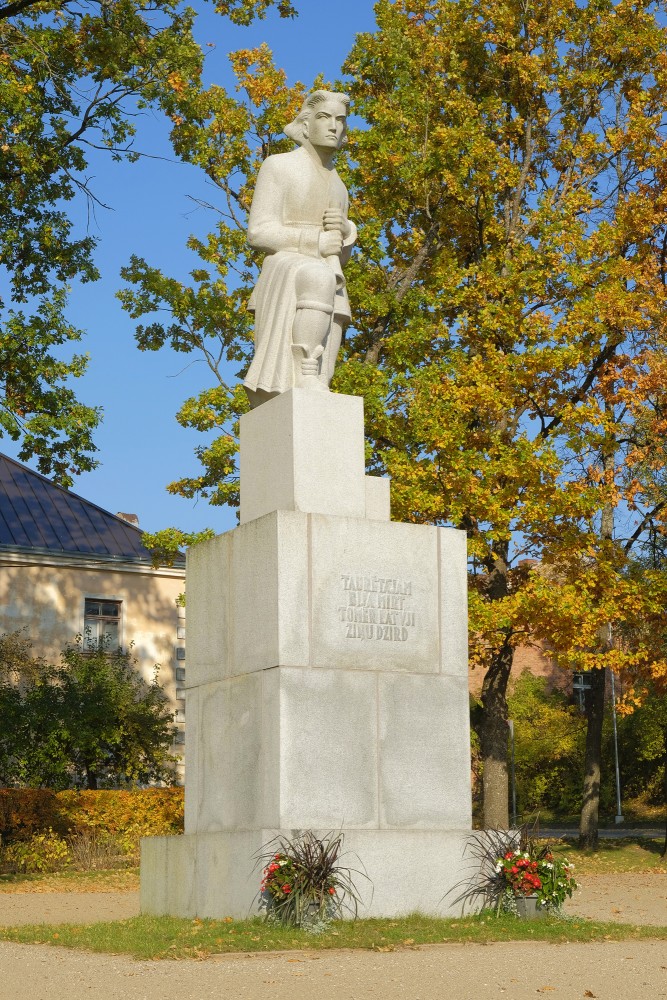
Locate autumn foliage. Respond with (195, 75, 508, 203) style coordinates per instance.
(0, 788, 184, 848)
(118, 0, 667, 828)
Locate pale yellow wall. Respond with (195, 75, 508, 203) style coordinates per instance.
(0, 553, 186, 775)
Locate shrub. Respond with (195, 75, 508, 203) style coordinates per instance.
(507, 672, 585, 817)
(0, 635, 178, 789)
(3, 828, 71, 874)
(55, 788, 184, 857)
(67, 829, 133, 870)
(0, 788, 184, 859)
(0, 789, 64, 842)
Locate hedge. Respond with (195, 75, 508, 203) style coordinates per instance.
(0, 788, 184, 850)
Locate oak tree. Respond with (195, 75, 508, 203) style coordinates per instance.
(0, 0, 295, 484)
(119, 0, 667, 837)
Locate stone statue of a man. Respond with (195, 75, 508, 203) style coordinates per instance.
(244, 90, 356, 408)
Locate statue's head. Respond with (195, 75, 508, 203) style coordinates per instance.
(285, 90, 350, 152)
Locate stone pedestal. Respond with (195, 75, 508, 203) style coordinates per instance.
(141, 390, 472, 918)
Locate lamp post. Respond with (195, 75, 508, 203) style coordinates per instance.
(508, 719, 517, 828)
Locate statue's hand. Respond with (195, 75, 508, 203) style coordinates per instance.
(323, 208, 351, 239)
(319, 230, 343, 257)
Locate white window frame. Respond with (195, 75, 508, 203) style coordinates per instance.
(82, 596, 123, 651)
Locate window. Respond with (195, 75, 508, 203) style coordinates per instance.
(175, 667, 186, 682)
(176, 687, 185, 701)
(174, 730, 185, 745)
(572, 671, 592, 712)
(84, 599, 121, 649)
(176, 647, 186, 661)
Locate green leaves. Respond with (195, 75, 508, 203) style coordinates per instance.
(214, 0, 297, 26)
(141, 526, 216, 568)
(0, 0, 205, 479)
(118, 46, 306, 507)
(1, 0, 294, 482)
(0, 290, 101, 483)
(0, 631, 178, 789)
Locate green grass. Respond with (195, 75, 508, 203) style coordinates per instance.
(547, 837, 666, 875)
(0, 912, 665, 960)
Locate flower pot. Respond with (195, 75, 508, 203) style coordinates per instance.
(514, 894, 544, 919)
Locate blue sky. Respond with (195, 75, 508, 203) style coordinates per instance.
(5, 1, 378, 536)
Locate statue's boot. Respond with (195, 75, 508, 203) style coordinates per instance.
(292, 295, 333, 390)
(292, 341, 327, 390)
(291, 262, 336, 390)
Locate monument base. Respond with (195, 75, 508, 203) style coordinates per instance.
(140, 390, 474, 920)
(141, 828, 473, 919)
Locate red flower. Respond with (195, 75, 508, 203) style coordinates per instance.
(282, 884, 291, 894)
(328, 887, 335, 895)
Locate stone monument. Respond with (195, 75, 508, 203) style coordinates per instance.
(243, 90, 356, 407)
(141, 92, 472, 919)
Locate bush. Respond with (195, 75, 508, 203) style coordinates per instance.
(507, 672, 585, 818)
(0, 788, 184, 859)
(67, 830, 133, 870)
(55, 788, 184, 857)
(3, 828, 71, 874)
(0, 789, 64, 842)
(0, 633, 178, 789)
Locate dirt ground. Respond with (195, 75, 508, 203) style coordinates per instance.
(0, 876, 665, 1000)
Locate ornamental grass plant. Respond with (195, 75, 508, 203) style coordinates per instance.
(254, 830, 369, 931)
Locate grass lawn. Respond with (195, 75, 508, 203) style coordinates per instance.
(0, 911, 665, 960)
(548, 837, 666, 875)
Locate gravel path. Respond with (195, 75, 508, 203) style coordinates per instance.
(0, 892, 139, 927)
(0, 876, 665, 1000)
(0, 938, 666, 1000)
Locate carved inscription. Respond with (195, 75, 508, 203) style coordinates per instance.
(339, 574, 416, 642)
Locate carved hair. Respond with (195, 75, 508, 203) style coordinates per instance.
(284, 90, 350, 145)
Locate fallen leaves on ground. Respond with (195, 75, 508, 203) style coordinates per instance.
(0, 871, 140, 893)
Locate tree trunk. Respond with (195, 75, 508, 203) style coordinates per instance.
(579, 440, 615, 851)
(661, 722, 667, 859)
(480, 639, 514, 829)
(579, 666, 606, 849)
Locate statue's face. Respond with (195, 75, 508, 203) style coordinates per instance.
(303, 98, 347, 151)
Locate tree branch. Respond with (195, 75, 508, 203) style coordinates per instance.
(623, 500, 667, 554)
(540, 335, 621, 440)
(0, 0, 43, 19)
(364, 218, 443, 365)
